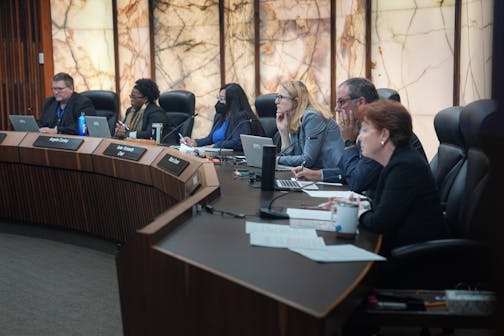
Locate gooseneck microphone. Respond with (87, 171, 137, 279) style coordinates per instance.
(161, 113, 199, 144)
(258, 181, 317, 219)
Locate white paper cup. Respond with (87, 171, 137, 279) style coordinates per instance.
(331, 201, 359, 237)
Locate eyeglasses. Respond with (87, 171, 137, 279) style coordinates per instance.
(275, 94, 294, 101)
(336, 96, 357, 107)
(52, 87, 68, 92)
(129, 95, 145, 100)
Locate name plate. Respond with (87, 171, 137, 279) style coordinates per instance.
(0, 133, 6, 144)
(158, 153, 189, 176)
(103, 143, 146, 161)
(33, 136, 83, 151)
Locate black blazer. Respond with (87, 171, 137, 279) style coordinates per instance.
(122, 102, 167, 139)
(359, 145, 449, 255)
(39, 92, 96, 135)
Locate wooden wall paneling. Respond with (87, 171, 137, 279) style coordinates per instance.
(39, 0, 54, 100)
(453, 0, 462, 106)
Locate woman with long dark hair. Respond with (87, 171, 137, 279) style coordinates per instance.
(181, 83, 264, 151)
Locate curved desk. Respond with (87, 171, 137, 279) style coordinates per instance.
(0, 131, 217, 241)
(0, 130, 381, 336)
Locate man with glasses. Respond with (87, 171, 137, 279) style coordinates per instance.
(293, 77, 426, 198)
(38, 72, 96, 135)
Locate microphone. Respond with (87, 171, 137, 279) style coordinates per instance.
(258, 181, 317, 219)
(161, 113, 199, 144)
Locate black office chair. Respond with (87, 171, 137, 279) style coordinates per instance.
(377, 88, 401, 102)
(158, 90, 196, 145)
(430, 106, 465, 206)
(379, 99, 497, 290)
(254, 93, 281, 147)
(81, 90, 119, 134)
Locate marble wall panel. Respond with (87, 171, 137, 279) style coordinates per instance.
(51, 0, 115, 92)
(260, 0, 332, 106)
(460, 0, 493, 105)
(371, 0, 456, 160)
(224, 0, 256, 105)
(117, 0, 151, 116)
(153, 0, 221, 138)
(335, 0, 367, 85)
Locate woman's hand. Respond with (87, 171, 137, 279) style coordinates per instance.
(276, 111, 289, 134)
(292, 167, 322, 181)
(180, 136, 197, 146)
(114, 122, 128, 138)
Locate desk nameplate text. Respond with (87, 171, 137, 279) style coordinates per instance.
(103, 143, 146, 161)
(158, 153, 189, 176)
(33, 136, 83, 151)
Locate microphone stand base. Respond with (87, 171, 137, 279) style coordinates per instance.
(259, 208, 290, 219)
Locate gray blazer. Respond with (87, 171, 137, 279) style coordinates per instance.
(278, 108, 344, 169)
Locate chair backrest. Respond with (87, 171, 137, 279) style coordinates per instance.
(377, 88, 401, 102)
(80, 90, 119, 133)
(254, 93, 281, 147)
(430, 106, 465, 204)
(159, 90, 196, 144)
(445, 99, 496, 238)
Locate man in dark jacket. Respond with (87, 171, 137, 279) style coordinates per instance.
(38, 72, 96, 135)
(293, 78, 427, 198)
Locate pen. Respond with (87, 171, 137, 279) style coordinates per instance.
(118, 120, 129, 131)
(300, 160, 306, 171)
(178, 133, 186, 145)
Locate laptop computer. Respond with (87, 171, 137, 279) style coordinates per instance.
(85, 116, 112, 138)
(9, 115, 40, 132)
(240, 134, 316, 190)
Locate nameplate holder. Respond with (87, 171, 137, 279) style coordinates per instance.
(103, 143, 146, 161)
(158, 153, 189, 176)
(0, 133, 6, 144)
(33, 136, 83, 151)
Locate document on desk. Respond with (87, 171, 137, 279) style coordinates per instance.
(246, 221, 324, 249)
(302, 190, 365, 199)
(286, 208, 336, 231)
(246, 221, 317, 237)
(290, 245, 386, 262)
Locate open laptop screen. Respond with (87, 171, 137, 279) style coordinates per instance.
(85, 116, 112, 138)
(9, 115, 40, 132)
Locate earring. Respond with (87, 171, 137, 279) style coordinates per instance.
(380, 140, 385, 146)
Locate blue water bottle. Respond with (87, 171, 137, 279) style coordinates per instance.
(78, 112, 87, 136)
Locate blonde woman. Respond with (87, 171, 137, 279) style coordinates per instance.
(275, 80, 344, 168)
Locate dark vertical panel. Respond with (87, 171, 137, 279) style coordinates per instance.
(254, 0, 260, 96)
(112, 0, 120, 95)
(453, 0, 461, 106)
(219, 0, 225, 86)
(149, 0, 156, 79)
(0, 0, 45, 129)
(330, 0, 336, 112)
(365, 0, 372, 80)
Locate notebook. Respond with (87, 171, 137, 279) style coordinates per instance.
(86, 116, 111, 138)
(9, 115, 40, 132)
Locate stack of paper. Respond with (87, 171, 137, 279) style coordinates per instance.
(245, 221, 385, 262)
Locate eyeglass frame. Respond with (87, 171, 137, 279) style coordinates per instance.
(129, 94, 146, 100)
(275, 94, 294, 101)
(52, 86, 70, 92)
(336, 96, 358, 107)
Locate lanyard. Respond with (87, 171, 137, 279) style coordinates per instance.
(57, 104, 65, 125)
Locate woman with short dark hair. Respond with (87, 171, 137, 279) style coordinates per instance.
(115, 78, 167, 139)
(357, 99, 449, 255)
